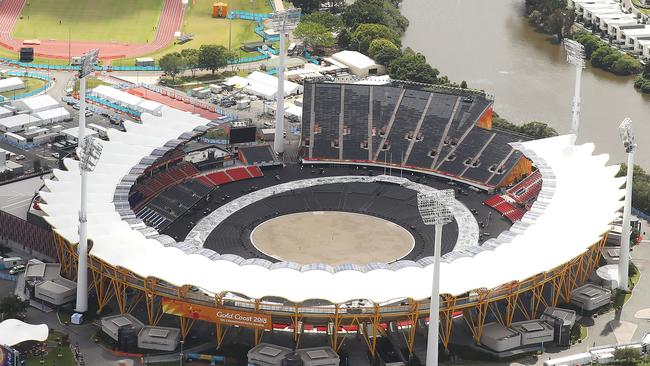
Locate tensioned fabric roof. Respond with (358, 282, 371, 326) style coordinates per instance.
(0, 319, 48, 346)
(38, 106, 624, 303)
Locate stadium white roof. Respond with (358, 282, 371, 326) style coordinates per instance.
(39, 106, 624, 303)
(0, 319, 48, 346)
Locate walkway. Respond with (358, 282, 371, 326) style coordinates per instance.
(512, 219, 650, 365)
(0, 0, 184, 61)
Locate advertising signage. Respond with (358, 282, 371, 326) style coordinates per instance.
(0, 345, 19, 366)
(162, 298, 271, 330)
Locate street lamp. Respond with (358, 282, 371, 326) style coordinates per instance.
(563, 39, 585, 139)
(74, 48, 99, 316)
(417, 190, 454, 366)
(618, 118, 636, 292)
(268, 8, 301, 155)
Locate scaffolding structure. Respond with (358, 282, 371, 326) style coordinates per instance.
(54, 231, 607, 355)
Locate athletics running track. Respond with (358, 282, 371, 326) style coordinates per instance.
(0, 0, 184, 62)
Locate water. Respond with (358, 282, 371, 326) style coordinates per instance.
(401, 0, 650, 169)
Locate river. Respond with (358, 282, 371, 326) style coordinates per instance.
(401, 0, 650, 169)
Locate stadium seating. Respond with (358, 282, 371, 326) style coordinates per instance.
(131, 162, 201, 208)
(483, 195, 526, 223)
(506, 170, 542, 205)
(301, 81, 527, 188)
(194, 166, 264, 188)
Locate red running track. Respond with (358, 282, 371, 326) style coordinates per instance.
(0, 0, 184, 61)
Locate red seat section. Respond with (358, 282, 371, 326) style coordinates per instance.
(483, 195, 526, 223)
(226, 167, 251, 181)
(507, 170, 542, 205)
(246, 166, 263, 178)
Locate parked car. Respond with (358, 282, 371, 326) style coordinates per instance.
(9, 265, 26, 275)
(51, 152, 60, 159)
(72, 104, 80, 110)
(15, 155, 25, 161)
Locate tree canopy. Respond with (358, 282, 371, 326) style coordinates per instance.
(0, 295, 29, 321)
(294, 21, 336, 51)
(159, 52, 185, 82)
(387, 52, 440, 84)
(180, 48, 200, 77)
(573, 31, 643, 75)
(352, 23, 400, 54)
(198, 44, 236, 75)
(342, 0, 408, 34)
(617, 163, 650, 214)
(301, 12, 344, 32)
(491, 117, 559, 139)
(368, 39, 401, 66)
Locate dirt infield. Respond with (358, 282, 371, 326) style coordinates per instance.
(250, 211, 415, 265)
(0, 0, 184, 61)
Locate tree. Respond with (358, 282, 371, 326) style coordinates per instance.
(198, 45, 234, 75)
(518, 121, 558, 139)
(342, 0, 408, 34)
(159, 52, 185, 83)
(301, 12, 344, 32)
(342, 0, 385, 29)
(291, 0, 321, 14)
(613, 347, 641, 365)
(387, 52, 440, 84)
(180, 48, 200, 77)
(337, 28, 353, 49)
(33, 158, 42, 172)
(616, 163, 650, 214)
(368, 39, 401, 66)
(0, 295, 29, 321)
(643, 61, 650, 79)
(528, 10, 543, 26)
(294, 21, 335, 52)
(352, 23, 400, 54)
(611, 55, 643, 75)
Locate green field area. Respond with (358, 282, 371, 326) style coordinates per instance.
(12, 0, 163, 43)
(113, 0, 272, 66)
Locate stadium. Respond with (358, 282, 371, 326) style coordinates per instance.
(35, 79, 623, 356)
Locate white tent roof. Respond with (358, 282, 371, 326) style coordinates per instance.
(34, 107, 70, 121)
(0, 114, 41, 129)
(39, 106, 623, 303)
(16, 94, 58, 112)
(138, 100, 163, 114)
(332, 51, 379, 70)
(0, 77, 24, 91)
(61, 126, 98, 140)
(93, 85, 143, 107)
(248, 71, 301, 95)
(0, 319, 48, 346)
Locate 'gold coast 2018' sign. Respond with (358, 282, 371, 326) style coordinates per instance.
(162, 298, 272, 330)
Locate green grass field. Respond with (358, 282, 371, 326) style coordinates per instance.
(12, 0, 163, 43)
(112, 0, 272, 66)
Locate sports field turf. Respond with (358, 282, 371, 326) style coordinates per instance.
(12, 0, 163, 44)
(113, 0, 272, 66)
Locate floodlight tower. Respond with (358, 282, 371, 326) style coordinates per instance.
(563, 39, 585, 140)
(269, 8, 301, 155)
(417, 190, 454, 366)
(618, 118, 636, 292)
(75, 49, 99, 314)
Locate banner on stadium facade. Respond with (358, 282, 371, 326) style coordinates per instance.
(162, 298, 272, 330)
(0, 345, 19, 366)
